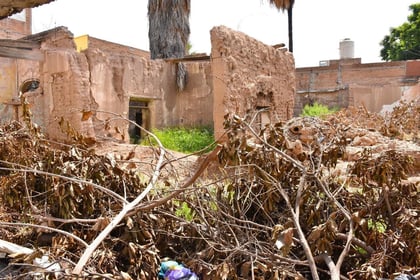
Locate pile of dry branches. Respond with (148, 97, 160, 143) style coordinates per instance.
(0, 100, 418, 279)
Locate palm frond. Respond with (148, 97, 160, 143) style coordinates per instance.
(268, 0, 295, 11)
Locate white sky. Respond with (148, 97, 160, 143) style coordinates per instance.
(31, 0, 416, 67)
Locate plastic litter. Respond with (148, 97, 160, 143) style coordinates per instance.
(158, 260, 198, 280)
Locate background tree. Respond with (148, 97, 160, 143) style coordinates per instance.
(268, 0, 295, 52)
(380, 3, 420, 61)
(148, 0, 190, 90)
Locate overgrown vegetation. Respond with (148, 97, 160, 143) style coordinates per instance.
(0, 99, 418, 279)
(301, 102, 339, 117)
(141, 126, 215, 153)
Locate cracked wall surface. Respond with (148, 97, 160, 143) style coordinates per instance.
(210, 25, 295, 139)
(2, 25, 298, 143)
(7, 28, 213, 142)
(83, 36, 213, 141)
(39, 27, 95, 140)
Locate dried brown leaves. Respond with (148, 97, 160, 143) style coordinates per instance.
(0, 100, 418, 279)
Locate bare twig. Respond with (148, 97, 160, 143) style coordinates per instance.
(315, 176, 353, 273)
(0, 222, 88, 247)
(239, 115, 320, 280)
(0, 162, 128, 204)
(72, 129, 166, 274)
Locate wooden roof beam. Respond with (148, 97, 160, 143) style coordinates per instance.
(0, 39, 43, 60)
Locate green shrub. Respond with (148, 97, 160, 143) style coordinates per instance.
(141, 126, 215, 153)
(301, 102, 338, 117)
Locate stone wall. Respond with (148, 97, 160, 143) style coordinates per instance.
(210, 26, 295, 140)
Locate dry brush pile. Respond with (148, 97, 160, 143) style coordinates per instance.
(0, 100, 419, 279)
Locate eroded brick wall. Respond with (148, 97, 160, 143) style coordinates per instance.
(210, 26, 295, 140)
(0, 9, 31, 39)
(1, 26, 214, 142)
(295, 59, 420, 114)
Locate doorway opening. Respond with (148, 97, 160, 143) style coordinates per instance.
(128, 98, 150, 143)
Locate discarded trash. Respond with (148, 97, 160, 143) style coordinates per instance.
(0, 239, 62, 278)
(158, 260, 198, 280)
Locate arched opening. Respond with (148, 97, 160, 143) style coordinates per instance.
(19, 78, 40, 95)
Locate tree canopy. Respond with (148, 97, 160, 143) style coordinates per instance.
(380, 3, 420, 61)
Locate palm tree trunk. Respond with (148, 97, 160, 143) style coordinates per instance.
(148, 0, 190, 91)
(148, 0, 190, 59)
(287, 6, 293, 52)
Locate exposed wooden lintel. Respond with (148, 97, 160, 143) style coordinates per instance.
(0, 39, 40, 50)
(164, 54, 210, 63)
(0, 46, 43, 61)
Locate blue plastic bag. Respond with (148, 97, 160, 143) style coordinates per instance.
(158, 260, 198, 280)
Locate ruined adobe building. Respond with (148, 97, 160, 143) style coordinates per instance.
(0, 10, 419, 144)
(0, 13, 295, 142)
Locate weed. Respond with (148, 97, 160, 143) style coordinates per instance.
(141, 126, 215, 153)
(301, 102, 339, 117)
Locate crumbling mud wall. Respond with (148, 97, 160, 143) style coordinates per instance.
(34, 27, 95, 140)
(0, 27, 95, 141)
(0, 58, 18, 119)
(84, 37, 213, 141)
(9, 28, 213, 142)
(0, 9, 34, 122)
(210, 26, 295, 140)
(6, 25, 298, 143)
(172, 61, 213, 128)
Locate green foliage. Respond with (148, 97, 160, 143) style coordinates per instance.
(141, 126, 215, 153)
(380, 3, 420, 61)
(300, 102, 338, 117)
(175, 201, 195, 221)
(186, 41, 196, 55)
(368, 219, 387, 233)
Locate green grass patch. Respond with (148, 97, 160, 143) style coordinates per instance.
(301, 102, 339, 117)
(141, 126, 215, 154)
